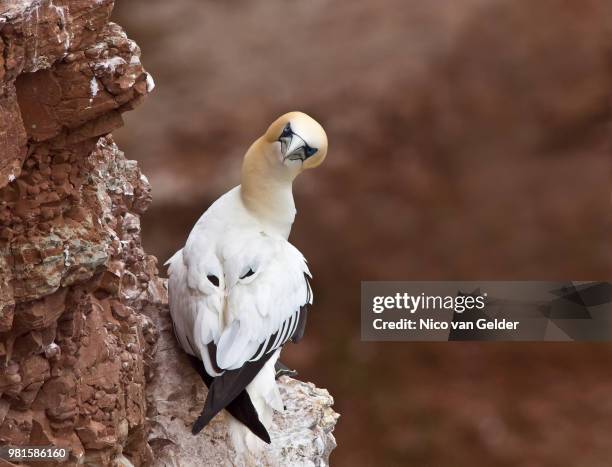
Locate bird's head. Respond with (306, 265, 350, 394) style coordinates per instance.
(262, 111, 328, 175)
(241, 111, 328, 236)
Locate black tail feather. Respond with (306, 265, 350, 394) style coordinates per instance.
(187, 354, 271, 444)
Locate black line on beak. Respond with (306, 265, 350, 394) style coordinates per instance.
(278, 122, 318, 161)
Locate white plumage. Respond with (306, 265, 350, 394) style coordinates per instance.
(165, 112, 328, 455)
(167, 188, 312, 373)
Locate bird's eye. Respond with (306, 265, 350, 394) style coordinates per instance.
(240, 268, 255, 279)
(305, 145, 318, 158)
(280, 123, 292, 138)
(207, 275, 219, 287)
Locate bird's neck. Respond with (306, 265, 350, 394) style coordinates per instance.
(240, 140, 296, 239)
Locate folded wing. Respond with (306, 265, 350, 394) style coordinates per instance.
(216, 233, 312, 371)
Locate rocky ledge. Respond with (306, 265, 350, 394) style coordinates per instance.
(145, 285, 339, 467)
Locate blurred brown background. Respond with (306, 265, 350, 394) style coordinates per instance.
(113, 1, 611, 465)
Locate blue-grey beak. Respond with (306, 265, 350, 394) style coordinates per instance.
(279, 123, 318, 161)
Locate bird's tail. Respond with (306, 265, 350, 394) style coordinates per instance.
(187, 355, 271, 443)
(228, 350, 283, 456)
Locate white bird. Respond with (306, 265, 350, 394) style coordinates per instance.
(165, 112, 328, 454)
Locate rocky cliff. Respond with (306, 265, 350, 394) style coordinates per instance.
(145, 292, 338, 467)
(0, 0, 159, 464)
(0, 1, 337, 465)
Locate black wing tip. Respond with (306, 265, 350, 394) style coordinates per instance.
(251, 424, 271, 444)
(192, 404, 216, 436)
(261, 430, 272, 444)
(192, 417, 207, 435)
(191, 353, 276, 442)
(242, 421, 271, 444)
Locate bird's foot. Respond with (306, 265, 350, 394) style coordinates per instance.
(275, 361, 298, 379)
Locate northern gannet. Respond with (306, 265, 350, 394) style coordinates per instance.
(166, 112, 328, 454)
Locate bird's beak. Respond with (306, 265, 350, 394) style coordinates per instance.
(282, 134, 307, 161)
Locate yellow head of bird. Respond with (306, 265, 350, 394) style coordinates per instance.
(263, 111, 328, 172)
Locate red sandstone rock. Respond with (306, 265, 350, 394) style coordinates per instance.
(0, 1, 158, 464)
